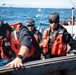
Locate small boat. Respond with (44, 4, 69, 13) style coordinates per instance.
(0, 55, 76, 75)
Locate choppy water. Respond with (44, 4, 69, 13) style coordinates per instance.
(0, 7, 76, 30)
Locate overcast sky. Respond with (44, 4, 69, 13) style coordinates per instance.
(0, 0, 76, 8)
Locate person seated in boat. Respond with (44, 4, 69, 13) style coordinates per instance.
(26, 18, 42, 59)
(26, 18, 42, 43)
(40, 12, 76, 59)
(0, 20, 41, 68)
(62, 20, 68, 26)
(66, 15, 75, 26)
(74, 20, 76, 25)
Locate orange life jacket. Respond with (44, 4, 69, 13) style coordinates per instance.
(0, 22, 35, 60)
(34, 34, 39, 43)
(41, 28, 67, 56)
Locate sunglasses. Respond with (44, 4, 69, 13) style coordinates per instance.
(49, 21, 58, 24)
(49, 19, 58, 24)
(27, 25, 34, 27)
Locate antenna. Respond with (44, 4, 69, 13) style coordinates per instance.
(70, 1, 76, 37)
(71, 7, 74, 36)
(71, 1, 76, 7)
(37, 8, 45, 31)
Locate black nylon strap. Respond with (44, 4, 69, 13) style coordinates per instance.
(2, 40, 16, 59)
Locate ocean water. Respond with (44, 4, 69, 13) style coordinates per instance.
(0, 7, 76, 30)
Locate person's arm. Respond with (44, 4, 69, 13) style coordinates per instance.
(6, 46, 29, 68)
(6, 26, 32, 68)
(63, 29, 76, 50)
(18, 46, 29, 59)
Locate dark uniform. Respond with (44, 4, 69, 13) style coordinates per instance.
(18, 25, 41, 62)
(30, 27, 42, 43)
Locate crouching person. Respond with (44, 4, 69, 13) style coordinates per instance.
(0, 20, 41, 68)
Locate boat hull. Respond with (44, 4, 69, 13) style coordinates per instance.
(0, 55, 76, 75)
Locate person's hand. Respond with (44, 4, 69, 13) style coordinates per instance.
(40, 54, 45, 60)
(6, 57, 23, 68)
